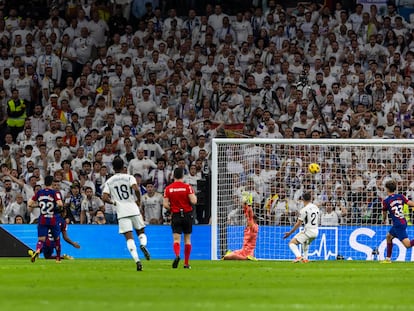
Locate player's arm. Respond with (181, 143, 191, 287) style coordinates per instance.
(283, 219, 303, 239)
(188, 184, 197, 205)
(382, 209, 388, 224)
(27, 192, 38, 212)
(132, 184, 141, 206)
(381, 202, 388, 224)
(61, 230, 81, 249)
(56, 199, 63, 208)
(102, 192, 114, 205)
(188, 193, 197, 205)
(244, 204, 254, 226)
(163, 197, 170, 210)
(27, 198, 37, 212)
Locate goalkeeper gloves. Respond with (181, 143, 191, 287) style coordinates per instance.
(241, 191, 253, 205)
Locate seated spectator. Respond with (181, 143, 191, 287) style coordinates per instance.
(92, 209, 107, 224)
(320, 201, 339, 226)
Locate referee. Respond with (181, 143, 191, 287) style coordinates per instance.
(163, 167, 197, 269)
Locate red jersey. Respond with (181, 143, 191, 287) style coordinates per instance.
(164, 181, 194, 213)
(241, 204, 258, 256)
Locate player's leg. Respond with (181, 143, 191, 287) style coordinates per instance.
(182, 213, 193, 268)
(43, 246, 54, 259)
(302, 237, 315, 262)
(302, 240, 309, 260)
(223, 251, 247, 260)
(183, 233, 192, 268)
(172, 232, 182, 268)
(401, 237, 414, 248)
(171, 214, 182, 268)
(51, 225, 62, 262)
(31, 225, 47, 262)
(383, 231, 395, 263)
(396, 225, 414, 250)
(133, 215, 150, 260)
(119, 217, 142, 271)
(288, 239, 302, 262)
(223, 249, 247, 260)
(289, 232, 307, 262)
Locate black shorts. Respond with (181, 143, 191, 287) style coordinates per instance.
(171, 212, 193, 234)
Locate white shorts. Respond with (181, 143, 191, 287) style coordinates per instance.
(118, 215, 146, 234)
(294, 229, 318, 245)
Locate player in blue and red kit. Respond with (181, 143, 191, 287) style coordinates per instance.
(28, 208, 80, 260)
(28, 175, 64, 263)
(382, 180, 414, 263)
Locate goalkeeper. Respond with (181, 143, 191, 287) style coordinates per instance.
(223, 192, 259, 260)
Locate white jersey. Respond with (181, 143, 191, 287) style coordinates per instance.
(141, 192, 163, 223)
(102, 173, 141, 219)
(298, 202, 319, 233)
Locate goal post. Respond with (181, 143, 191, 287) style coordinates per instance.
(211, 138, 414, 261)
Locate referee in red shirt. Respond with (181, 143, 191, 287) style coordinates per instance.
(163, 167, 197, 268)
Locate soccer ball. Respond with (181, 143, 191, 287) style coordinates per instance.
(308, 163, 320, 174)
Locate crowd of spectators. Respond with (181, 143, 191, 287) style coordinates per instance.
(225, 143, 402, 227)
(0, 0, 413, 226)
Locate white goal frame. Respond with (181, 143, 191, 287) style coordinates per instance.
(211, 138, 414, 261)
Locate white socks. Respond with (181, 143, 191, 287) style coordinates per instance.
(127, 239, 139, 262)
(289, 242, 301, 258)
(139, 233, 147, 247)
(302, 241, 309, 260)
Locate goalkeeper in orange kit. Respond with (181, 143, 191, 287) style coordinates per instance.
(223, 192, 259, 260)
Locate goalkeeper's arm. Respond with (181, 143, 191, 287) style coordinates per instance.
(244, 204, 255, 226)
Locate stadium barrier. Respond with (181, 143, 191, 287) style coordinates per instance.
(2, 225, 414, 261)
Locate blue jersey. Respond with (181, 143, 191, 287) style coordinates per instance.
(32, 188, 62, 226)
(382, 193, 409, 227)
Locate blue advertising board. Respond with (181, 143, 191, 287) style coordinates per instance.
(227, 226, 414, 261)
(3, 225, 414, 261)
(1, 224, 211, 260)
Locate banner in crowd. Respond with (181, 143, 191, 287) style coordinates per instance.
(211, 122, 245, 138)
(357, 0, 387, 14)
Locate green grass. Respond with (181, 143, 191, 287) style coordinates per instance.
(0, 259, 413, 311)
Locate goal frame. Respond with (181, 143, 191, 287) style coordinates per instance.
(211, 138, 414, 260)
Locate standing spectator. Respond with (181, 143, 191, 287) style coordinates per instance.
(163, 167, 197, 269)
(6, 88, 27, 141)
(147, 158, 170, 194)
(64, 183, 83, 223)
(102, 157, 151, 271)
(36, 42, 62, 86)
(88, 10, 109, 49)
(141, 180, 164, 224)
(3, 192, 26, 224)
(12, 65, 34, 103)
(72, 27, 96, 80)
(92, 209, 107, 224)
(80, 186, 104, 224)
(320, 201, 339, 226)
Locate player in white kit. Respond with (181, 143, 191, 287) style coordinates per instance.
(102, 157, 151, 271)
(283, 192, 319, 263)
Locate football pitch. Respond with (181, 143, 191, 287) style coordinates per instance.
(1, 259, 413, 311)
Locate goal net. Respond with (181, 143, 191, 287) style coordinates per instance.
(211, 138, 414, 261)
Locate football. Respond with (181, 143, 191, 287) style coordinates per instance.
(308, 163, 320, 174)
